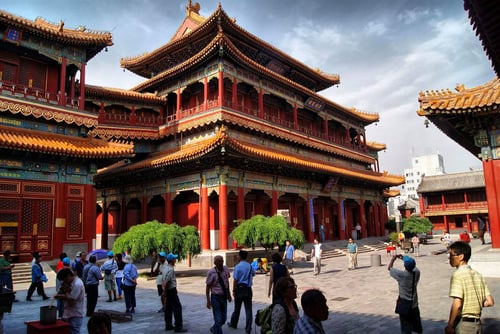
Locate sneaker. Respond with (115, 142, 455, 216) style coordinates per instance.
(174, 329, 187, 333)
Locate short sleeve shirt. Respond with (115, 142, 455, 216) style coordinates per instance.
(390, 267, 420, 307)
(63, 277, 85, 319)
(233, 261, 254, 286)
(162, 264, 177, 289)
(206, 265, 230, 295)
(285, 245, 295, 260)
(449, 265, 491, 318)
(0, 257, 11, 274)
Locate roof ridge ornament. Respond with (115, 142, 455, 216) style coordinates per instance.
(186, 0, 201, 15)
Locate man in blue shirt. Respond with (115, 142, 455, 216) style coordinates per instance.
(347, 238, 358, 270)
(228, 250, 255, 334)
(283, 240, 295, 275)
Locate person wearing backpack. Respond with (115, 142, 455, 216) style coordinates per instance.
(271, 277, 299, 334)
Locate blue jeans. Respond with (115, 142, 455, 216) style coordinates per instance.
(229, 289, 253, 333)
(63, 316, 83, 334)
(210, 294, 227, 334)
(116, 277, 123, 296)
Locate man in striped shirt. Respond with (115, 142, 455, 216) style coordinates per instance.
(445, 241, 494, 334)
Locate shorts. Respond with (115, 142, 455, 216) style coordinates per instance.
(104, 274, 117, 290)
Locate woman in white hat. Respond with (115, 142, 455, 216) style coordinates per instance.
(122, 255, 138, 314)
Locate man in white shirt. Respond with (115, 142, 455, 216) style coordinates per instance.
(310, 238, 323, 275)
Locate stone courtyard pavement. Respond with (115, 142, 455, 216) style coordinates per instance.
(2, 237, 500, 333)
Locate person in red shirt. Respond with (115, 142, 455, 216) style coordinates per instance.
(459, 231, 471, 243)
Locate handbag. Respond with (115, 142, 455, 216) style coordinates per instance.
(41, 274, 48, 283)
(395, 272, 415, 316)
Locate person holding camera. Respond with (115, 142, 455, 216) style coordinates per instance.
(388, 254, 422, 334)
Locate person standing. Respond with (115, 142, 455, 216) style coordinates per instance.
(319, 224, 325, 242)
(75, 252, 88, 279)
(26, 252, 49, 301)
(355, 222, 362, 240)
(411, 235, 420, 257)
(347, 238, 358, 270)
(206, 255, 232, 334)
(268, 252, 289, 302)
(122, 255, 138, 315)
(56, 257, 71, 317)
(82, 255, 102, 317)
(388, 255, 422, 334)
(283, 240, 295, 275)
(54, 268, 85, 334)
(271, 277, 299, 334)
(477, 217, 487, 245)
(163, 253, 187, 332)
(228, 250, 255, 334)
(154, 251, 167, 312)
(310, 238, 323, 275)
(115, 253, 125, 300)
(445, 241, 494, 334)
(0, 250, 15, 291)
(293, 289, 328, 334)
(100, 251, 118, 302)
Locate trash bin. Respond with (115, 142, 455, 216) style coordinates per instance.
(370, 254, 381, 267)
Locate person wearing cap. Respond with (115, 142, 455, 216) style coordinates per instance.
(162, 252, 187, 332)
(83, 255, 103, 317)
(228, 250, 255, 334)
(445, 241, 494, 334)
(56, 257, 72, 317)
(122, 255, 138, 314)
(101, 251, 118, 302)
(153, 251, 168, 313)
(388, 254, 422, 334)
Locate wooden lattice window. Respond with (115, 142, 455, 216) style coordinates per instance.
(67, 200, 83, 238)
(37, 200, 52, 236)
(0, 61, 17, 82)
(20, 199, 35, 235)
(20, 199, 53, 236)
(0, 198, 20, 210)
(0, 182, 20, 194)
(23, 183, 54, 195)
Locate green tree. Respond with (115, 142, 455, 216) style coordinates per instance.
(402, 216, 433, 235)
(112, 220, 200, 261)
(230, 215, 305, 250)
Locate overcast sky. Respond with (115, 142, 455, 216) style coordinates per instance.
(4, 0, 494, 175)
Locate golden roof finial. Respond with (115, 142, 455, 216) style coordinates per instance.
(186, 0, 200, 15)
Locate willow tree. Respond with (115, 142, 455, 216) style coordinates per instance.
(112, 220, 200, 261)
(230, 215, 305, 251)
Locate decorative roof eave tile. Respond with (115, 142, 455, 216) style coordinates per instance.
(384, 189, 401, 198)
(131, 35, 220, 92)
(88, 126, 160, 140)
(0, 10, 113, 47)
(417, 77, 500, 116)
(221, 36, 379, 124)
(0, 96, 97, 128)
(464, 0, 500, 77)
(366, 141, 386, 151)
(85, 84, 166, 105)
(121, 4, 338, 89)
(98, 126, 404, 187)
(0, 124, 134, 159)
(161, 110, 376, 164)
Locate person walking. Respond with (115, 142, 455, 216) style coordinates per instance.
(54, 268, 85, 334)
(355, 222, 362, 240)
(100, 251, 118, 302)
(268, 252, 289, 303)
(388, 254, 422, 334)
(82, 255, 102, 317)
(228, 250, 255, 334)
(26, 252, 49, 301)
(283, 240, 295, 275)
(0, 250, 15, 291)
(477, 217, 487, 245)
(347, 238, 358, 270)
(411, 235, 420, 257)
(445, 241, 494, 334)
(206, 255, 232, 334)
(271, 277, 299, 334)
(115, 253, 125, 300)
(293, 289, 328, 334)
(163, 253, 187, 332)
(310, 238, 323, 275)
(122, 255, 138, 315)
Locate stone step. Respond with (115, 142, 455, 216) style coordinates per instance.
(11, 262, 33, 285)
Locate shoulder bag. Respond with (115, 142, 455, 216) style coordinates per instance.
(395, 271, 415, 316)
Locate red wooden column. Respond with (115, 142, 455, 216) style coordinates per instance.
(482, 160, 500, 248)
(258, 89, 264, 118)
(338, 198, 346, 240)
(359, 199, 365, 238)
(200, 176, 210, 250)
(203, 77, 208, 111)
(176, 88, 181, 120)
(58, 57, 67, 106)
(306, 195, 314, 242)
(165, 192, 173, 224)
(293, 105, 298, 130)
(158, 107, 164, 126)
(232, 77, 238, 110)
(219, 173, 228, 250)
(130, 106, 136, 126)
(98, 102, 105, 123)
(218, 71, 224, 107)
(271, 190, 278, 216)
(419, 196, 426, 217)
(374, 203, 380, 237)
(78, 63, 86, 110)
